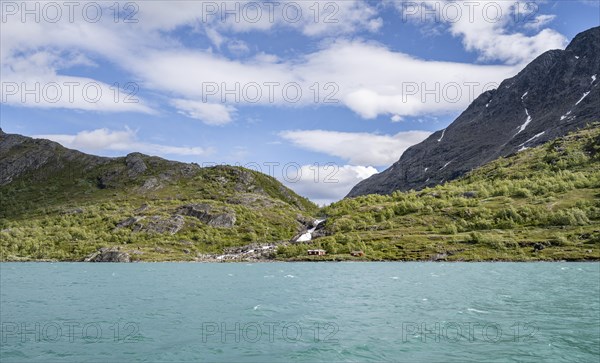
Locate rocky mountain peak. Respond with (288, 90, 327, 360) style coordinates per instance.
(348, 26, 600, 198)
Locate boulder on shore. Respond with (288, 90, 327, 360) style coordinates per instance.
(84, 247, 130, 262)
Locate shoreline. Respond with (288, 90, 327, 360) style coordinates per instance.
(1, 258, 599, 263)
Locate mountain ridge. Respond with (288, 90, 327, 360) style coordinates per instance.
(0, 130, 318, 261)
(348, 26, 600, 198)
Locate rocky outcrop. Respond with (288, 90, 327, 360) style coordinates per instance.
(196, 243, 278, 262)
(138, 215, 185, 234)
(84, 247, 130, 262)
(348, 26, 600, 197)
(115, 216, 145, 229)
(139, 177, 162, 191)
(125, 153, 148, 178)
(177, 204, 236, 228)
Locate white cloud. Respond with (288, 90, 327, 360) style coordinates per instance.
(523, 14, 557, 30)
(279, 129, 431, 166)
(1, 51, 153, 113)
(396, 0, 568, 65)
(281, 164, 378, 205)
(172, 99, 235, 125)
(34, 128, 214, 157)
(293, 0, 383, 37)
(205, 28, 227, 49)
(122, 39, 517, 120)
(0, 0, 566, 120)
(227, 40, 250, 55)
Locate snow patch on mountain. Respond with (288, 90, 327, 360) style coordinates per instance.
(437, 129, 446, 142)
(517, 108, 532, 134)
(560, 110, 572, 121)
(519, 132, 545, 149)
(440, 161, 452, 171)
(576, 91, 591, 105)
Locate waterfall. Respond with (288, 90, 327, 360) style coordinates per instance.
(295, 219, 325, 242)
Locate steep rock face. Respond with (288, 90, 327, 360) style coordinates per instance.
(348, 26, 600, 197)
(0, 128, 108, 186)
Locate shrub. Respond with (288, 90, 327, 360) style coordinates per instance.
(442, 223, 458, 235)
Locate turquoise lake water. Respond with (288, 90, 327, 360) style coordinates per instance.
(1, 262, 599, 362)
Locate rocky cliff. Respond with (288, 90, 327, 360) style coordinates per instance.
(348, 26, 600, 197)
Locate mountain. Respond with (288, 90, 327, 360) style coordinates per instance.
(348, 26, 600, 198)
(278, 125, 600, 261)
(0, 129, 318, 261)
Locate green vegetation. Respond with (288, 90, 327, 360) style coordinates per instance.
(277, 125, 600, 261)
(0, 150, 317, 261)
(1, 126, 599, 262)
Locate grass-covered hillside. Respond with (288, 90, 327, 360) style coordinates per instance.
(278, 125, 600, 261)
(2, 126, 599, 262)
(0, 130, 317, 261)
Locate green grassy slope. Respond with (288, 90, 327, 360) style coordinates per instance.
(278, 125, 600, 261)
(0, 138, 318, 261)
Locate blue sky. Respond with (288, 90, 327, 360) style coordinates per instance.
(1, 0, 599, 204)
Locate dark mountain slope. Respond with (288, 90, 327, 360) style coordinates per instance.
(348, 26, 600, 197)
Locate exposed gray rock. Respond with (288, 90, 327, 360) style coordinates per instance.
(0, 130, 107, 186)
(431, 252, 448, 261)
(140, 177, 162, 191)
(125, 153, 148, 178)
(196, 243, 278, 262)
(462, 191, 478, 199)
(135, 215, 185, 234)
(135, 203, 149, 213)
(96, 169, 122, 189)
(311, 221, 328, 239)
(348, 26, 600, 197)
(84, 247, 130, 262)
(177, 204, 236, 228)
(207, 213, 236, 228)
(115, 216, 145, 229)
(177, 203, 212, 219)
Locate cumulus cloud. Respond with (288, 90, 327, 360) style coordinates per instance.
(281, 164, 378, 205)
(34, 128, 214, 157)
(279, 129, 431, 166)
